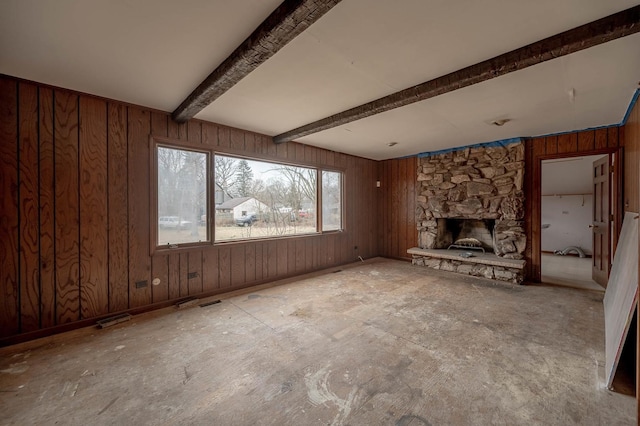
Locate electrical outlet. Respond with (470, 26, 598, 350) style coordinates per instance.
(135, 280, 148, 289)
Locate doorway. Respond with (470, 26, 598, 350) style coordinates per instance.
(540, 154, 609, 291)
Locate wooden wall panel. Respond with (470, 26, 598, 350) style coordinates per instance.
(79, 97, 109, 319)
(179, 252, 189, 297)
(54, 90, 80, 324)
(624, 98, 639, 213)
(39, 87, 56, 328)
(127, 107, 151, 308)
(107, 103, 129, 312)
(18, 83, 41, 332)
(0, 75, 380, 343)
(202, 248, 219, 292)
(0, 79, 19, 336)
(189, 252, 203, 295)
(377, 157, 417, 260)
(151, 112, 169, 303)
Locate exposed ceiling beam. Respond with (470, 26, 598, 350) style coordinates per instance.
(172, 0, 342, 123)
(273, 5, 640, 144)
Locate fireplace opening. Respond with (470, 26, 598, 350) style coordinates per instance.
(435, 219, 495, 253)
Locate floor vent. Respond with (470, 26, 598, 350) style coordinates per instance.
(175, 297, 199, 309)
(96, 313, 132, 329)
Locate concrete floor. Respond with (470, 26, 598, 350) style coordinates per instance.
(541, 253, 605, 292)
(0, 258, 634, 425)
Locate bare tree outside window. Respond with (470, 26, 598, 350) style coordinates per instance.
(214, 155, 318, 241)
(157, 146, 208, 246)
(322, 170, 342, 231)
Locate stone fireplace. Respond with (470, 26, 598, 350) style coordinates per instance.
(434, 218, 495, 252)
(408, 141, 526, 284)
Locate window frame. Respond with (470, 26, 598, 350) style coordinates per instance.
(320, 169, 344, 233)
(150, 136, 213, 254)
(150, 136, 346, 254)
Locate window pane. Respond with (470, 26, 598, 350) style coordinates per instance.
(157, 146, 208, 246)
(214, 155, 317, 241)
(322, 171, 342, 231)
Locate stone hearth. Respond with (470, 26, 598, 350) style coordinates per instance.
(410, 141, 526, 283)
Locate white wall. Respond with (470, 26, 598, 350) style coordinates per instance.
(541, 194, 593, 255)
(232, 199, 269, 219)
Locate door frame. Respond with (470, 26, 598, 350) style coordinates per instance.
(532, 147, 623, 283)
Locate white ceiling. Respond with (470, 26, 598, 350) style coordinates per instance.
(542, 154, 607, 195)
(1, 0, 639, 160)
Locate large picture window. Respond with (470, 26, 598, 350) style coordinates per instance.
(156, 145, 209, 246)
(153, 138, 343, 249)
(214, 155, 319, 242)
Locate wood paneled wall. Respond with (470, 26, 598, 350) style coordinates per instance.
(624, 97, 639, 214)
(377, 157, 417, 260)
(524, 128, 624, 282)
(0, 76, 379, 343)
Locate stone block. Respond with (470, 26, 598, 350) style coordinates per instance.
(439, 182, 456, 190)
(509, 143, 525, 162)
(492, 177, 513, 187)
(432, 174, 444, 185)
(479, 167, 496, 179)
(427, 196, 448, 213)
(447, 187, 466, 202)
(425, 259, 441, 269)
(500, 194, 524, 220)
(494, 268, 515, 281)
(497, 184, 514, 195)
(473, 177, 491, 184)
(417, 195, 427, 203)
(456, 198, 483, 214)
(494, 167, 506, 176)
(504, 161, 524, 171)
(419, 231, 437, 249)
(417, 173, 431, 181)
(440, 261, 456, 272)
(486, 146, 507, 160)
(466, 181, 495, 196)
(514, 169, 524, 191)
(451, 174, 470, 184)
(457, 264, 473, 275)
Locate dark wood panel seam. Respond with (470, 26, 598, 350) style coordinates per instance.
(16, 82, 22, 332)
(76, 95, 81, 319)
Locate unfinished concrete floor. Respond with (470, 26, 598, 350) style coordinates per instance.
(0, 258, 635, 425)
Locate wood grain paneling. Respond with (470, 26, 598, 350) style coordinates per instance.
(624, 98, 639, 213)
(54, 90, 80, 324)
(107, 103, 129, 312)
(168, 253, 181, 300)
(202, 248, 219, 292)
(0, 75, 379, 344)
(127, 107, 151, 308)
(0, 79, 19, 336)
(179, 252, 189, 297)
(378, 157, 417, 260)
(39, 87, 56, 328)
(18, 83, 41, 332)
(79, 96, 109, 319)
(189, 252, 203, 295)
